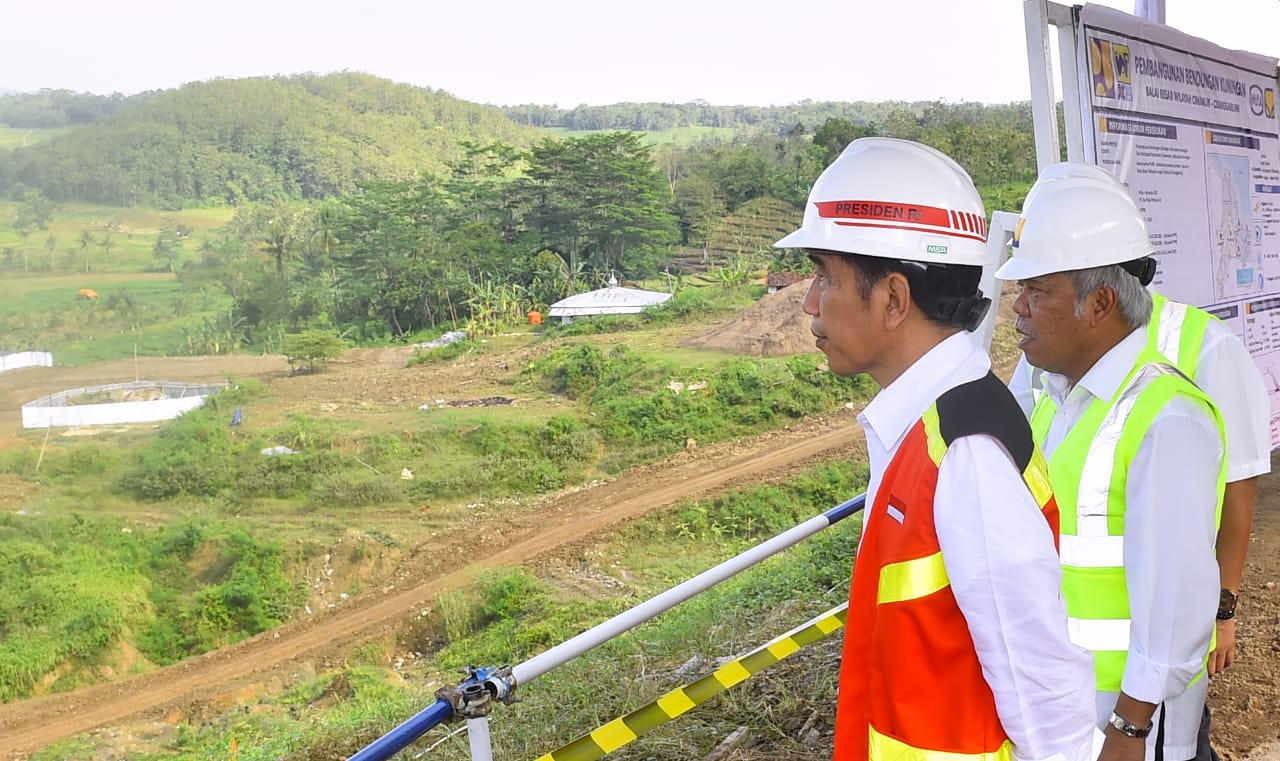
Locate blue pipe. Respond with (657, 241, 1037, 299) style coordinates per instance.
(824, 493, 866, 523)
(347, 698, 454, 761)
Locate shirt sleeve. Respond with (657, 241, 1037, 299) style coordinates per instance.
(1194, 327, 1272, 481)
(1007, 354, 1037, 420)
(936, 435, 1097, 761)
(1120, 395, 1223, 703)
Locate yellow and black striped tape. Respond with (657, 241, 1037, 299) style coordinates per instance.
(531, 603, 849, 761)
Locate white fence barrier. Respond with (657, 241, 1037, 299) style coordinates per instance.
(0, 351, 53, 372)
(21, 381, 227, 429)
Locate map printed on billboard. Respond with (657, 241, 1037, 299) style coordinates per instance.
(1077, 4, 1280, 446)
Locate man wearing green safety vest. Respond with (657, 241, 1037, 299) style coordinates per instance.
(1008, 168, 1271, 761)
(995, 162, 1227, 761)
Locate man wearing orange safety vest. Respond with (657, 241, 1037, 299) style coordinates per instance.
(775, 138, 1097, 761)
(995, 163, 1227, 761)
(1004, 164, 1269, 761)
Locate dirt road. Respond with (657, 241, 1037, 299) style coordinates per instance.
(0, 411, 864, 759)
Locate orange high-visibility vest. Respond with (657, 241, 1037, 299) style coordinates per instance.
(834, 373, 1058, 761)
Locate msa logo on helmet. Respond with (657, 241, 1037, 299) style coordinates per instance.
(1012, 218, 1027, 249)
(926, 245, 948, 255)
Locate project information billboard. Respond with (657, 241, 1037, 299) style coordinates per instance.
(1076, 4, 1280, 444)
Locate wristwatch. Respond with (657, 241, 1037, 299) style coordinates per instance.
(1108, 711, 1153, 739)
(1217, 589, 1238, 621)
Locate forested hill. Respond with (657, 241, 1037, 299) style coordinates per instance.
(0, 73, 542, 207)
(501, 100, 935, 134)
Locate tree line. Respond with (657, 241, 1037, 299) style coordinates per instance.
(160, 100, 1037, 349)
(0, 89, 139, 128)
(502, 99, 925, 134)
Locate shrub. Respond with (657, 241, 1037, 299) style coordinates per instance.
(309, 473, 404, 508)
(282, 329, 348, 374)
(117, 406, 239, 500)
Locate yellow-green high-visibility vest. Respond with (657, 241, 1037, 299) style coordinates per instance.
(1029, 352, 1226, 691)
(1148, 292, 1217, 376)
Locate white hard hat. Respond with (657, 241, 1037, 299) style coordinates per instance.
(774, 137, 989, 267)
(995, 162, 1154, 281)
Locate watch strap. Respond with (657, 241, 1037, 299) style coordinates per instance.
(1108, 711, 1152, 739)
(1217, 589, 1238, 621)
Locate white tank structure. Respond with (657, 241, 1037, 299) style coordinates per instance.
(21, 380, 229, 429)
(0, 351, 54, 372)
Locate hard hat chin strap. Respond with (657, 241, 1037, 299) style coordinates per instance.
(1118, 257, 1157, 286)
(935, 292, 992, 332)
(899, 261, 991, 332)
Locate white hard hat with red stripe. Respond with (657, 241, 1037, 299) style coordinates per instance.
(774, 137, 989, 267)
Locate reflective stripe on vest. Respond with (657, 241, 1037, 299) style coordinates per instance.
(869, 725, 1013, 761)
(1030, 355, 1225, 691)
(1148, 292, 1212, 376)
(879, 551, 949, 604)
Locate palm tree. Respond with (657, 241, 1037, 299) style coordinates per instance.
(99, 233, 114, 271)
(261, 214, 298, 280)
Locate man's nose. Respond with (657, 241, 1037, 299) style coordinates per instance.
(1012, 289, 1030, 318)
(801, 279, 820, 317)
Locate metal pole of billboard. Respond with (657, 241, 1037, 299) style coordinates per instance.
(1133, 0, 1165, 24)
(1054, 3, 1088, 163)
(1024, 0, 1090, 169)
(1025, 0, 1062, 172)
(971, 211, 1022, 353)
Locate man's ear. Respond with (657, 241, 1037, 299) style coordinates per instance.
(882, 272, 912, 331)
(1086, 285, 1120, 326)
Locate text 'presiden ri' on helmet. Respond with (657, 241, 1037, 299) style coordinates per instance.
(774, 137, 990, 267)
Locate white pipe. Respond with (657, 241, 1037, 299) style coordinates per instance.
(467, 717, 493, 761)
(511, 499, 860, 686)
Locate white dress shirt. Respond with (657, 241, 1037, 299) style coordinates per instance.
(1038, 330, 1223, 761)
(859, 332, 1097, 761)
(1010, 316, 1271, 483)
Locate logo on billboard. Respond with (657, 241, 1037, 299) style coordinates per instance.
(1089, 37, 1132, 102)
(1266, 88, 1277, 119)
(1250, 85, 1266, 116)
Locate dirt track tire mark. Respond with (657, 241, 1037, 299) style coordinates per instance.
(0, 420, 862, 759)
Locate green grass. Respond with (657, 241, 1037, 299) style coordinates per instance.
(0, 273, 229, 364)
(0, 202, 235, 274)
(0, 271, 177, 300)
(0, 126, 75, 151)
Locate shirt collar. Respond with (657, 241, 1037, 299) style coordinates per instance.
(860, 331, 988, 451)
(1042, 328, 1145, 406)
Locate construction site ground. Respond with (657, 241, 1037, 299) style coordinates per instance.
(1, 317, 1278, 760)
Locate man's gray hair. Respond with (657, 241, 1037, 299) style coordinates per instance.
(1069, 265, 1152, 329)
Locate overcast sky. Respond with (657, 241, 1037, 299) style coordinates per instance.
(3, 0, 1279, 106)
